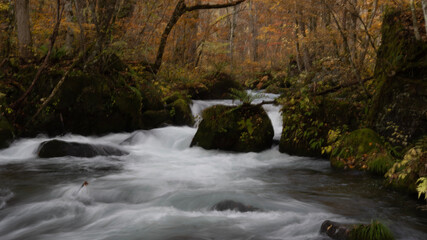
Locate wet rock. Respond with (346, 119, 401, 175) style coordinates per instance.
(211, 200, 260, 212)
(191, 104, 273, 152)
(37, 139, 128, 158)
(320, 220, 395, 240)
(320, 220, 351, 240)
(0, 118, 14, 149)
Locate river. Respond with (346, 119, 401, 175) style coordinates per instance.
(0, 94, 426, 240)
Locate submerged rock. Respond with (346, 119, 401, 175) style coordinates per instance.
(191, 104, 273, 152)
(211, 200, 260, 212)
(37, 139, 128, 158)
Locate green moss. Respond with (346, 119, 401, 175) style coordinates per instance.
(349, 221, 395, 240)
(168, 98, 194, 126)
(191, 104, 273, 152)
(280, 96, 359, 157)
(368, 155, 395, 175)
(330, 128, 395, 174)
(369, 8, 427, 146)
(189, 71, 242, 100)
(334, 128, 382, 159)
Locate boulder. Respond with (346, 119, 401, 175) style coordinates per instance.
(320, 220, 351, 240)
(211, 200, 259, 212)
(0, 118, 14, 149)
(369, 9, 427, 147)
(37, 139, 128, 158)
(191, 104, 273, 152)
(141, 110, 171, 129)
(28, 71, 144, 136)
(166, 95, 194, 126)
(280, 96, 359, 157)
(189, 72, 242, 100)
(140, 93, 194, 129)
(329, 128, 395, 175)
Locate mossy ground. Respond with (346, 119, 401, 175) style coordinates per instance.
(330, 128, 396, 175)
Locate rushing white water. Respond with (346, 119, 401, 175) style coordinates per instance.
(0, 94, 426, 240)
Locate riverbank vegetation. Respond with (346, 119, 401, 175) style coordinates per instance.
(0, 0, 426, 214)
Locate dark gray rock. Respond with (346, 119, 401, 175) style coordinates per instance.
(320, 220, 351, 240)
(0, 118, 14, 149)
(211, 200, 260, 212)
(37, 139, 128, 158)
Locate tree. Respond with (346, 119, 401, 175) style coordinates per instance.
(15, 0, 32, 59)
(152, 0, 247, 73)
(422, 0, 427, 34)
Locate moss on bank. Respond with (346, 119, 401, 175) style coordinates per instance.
(329, 128, 395, 175)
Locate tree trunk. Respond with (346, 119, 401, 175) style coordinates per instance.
(74, 0, 86, 53)
(410, 0, 421, 41)
(422, 0, 427, 35)
(229, 5, 237, 64)
(249, 0, 258, 62)
(15, 0, 32, 60)
(294, 18, 303, 72)
(65, 0, 74, 53)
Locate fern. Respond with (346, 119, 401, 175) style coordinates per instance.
(416, 177, 427, 200)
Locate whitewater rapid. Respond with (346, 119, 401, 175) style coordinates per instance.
(0, 93, 426, 240)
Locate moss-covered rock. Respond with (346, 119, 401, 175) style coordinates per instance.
(140, 92, 194, 129)
(26, 70, 144, 136)
(329, 128, 395, 175)
(37, 139, 128, 158)
(141, 110, 171, 129)
(168, 98, 194, 126)
(191, 104, 273, 152)
(279, 96, 360, 157)
(369, 9, 427, 147)
(320, 220, 395, 240)
(0, 117, 14, 149)
(189, 72, 242, 100)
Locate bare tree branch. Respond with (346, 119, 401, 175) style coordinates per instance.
(152, 0, 247, 74)
(185, 0, 246, 12)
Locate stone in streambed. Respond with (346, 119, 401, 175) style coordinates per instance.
(320, 220, 395, 240)
(37, 139, 128, 158)
(191, 104, 273, 152)
(0, 118, 14, 149)
(211, 200, 260, 212)
(320, 220, 351, 240)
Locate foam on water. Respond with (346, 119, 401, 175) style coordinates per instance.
(0, 94, 426, 240)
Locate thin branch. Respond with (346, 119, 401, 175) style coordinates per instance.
(11, 0, 65, 110)
(315, 76, 373, 96)
(185, 0, 246, 12)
